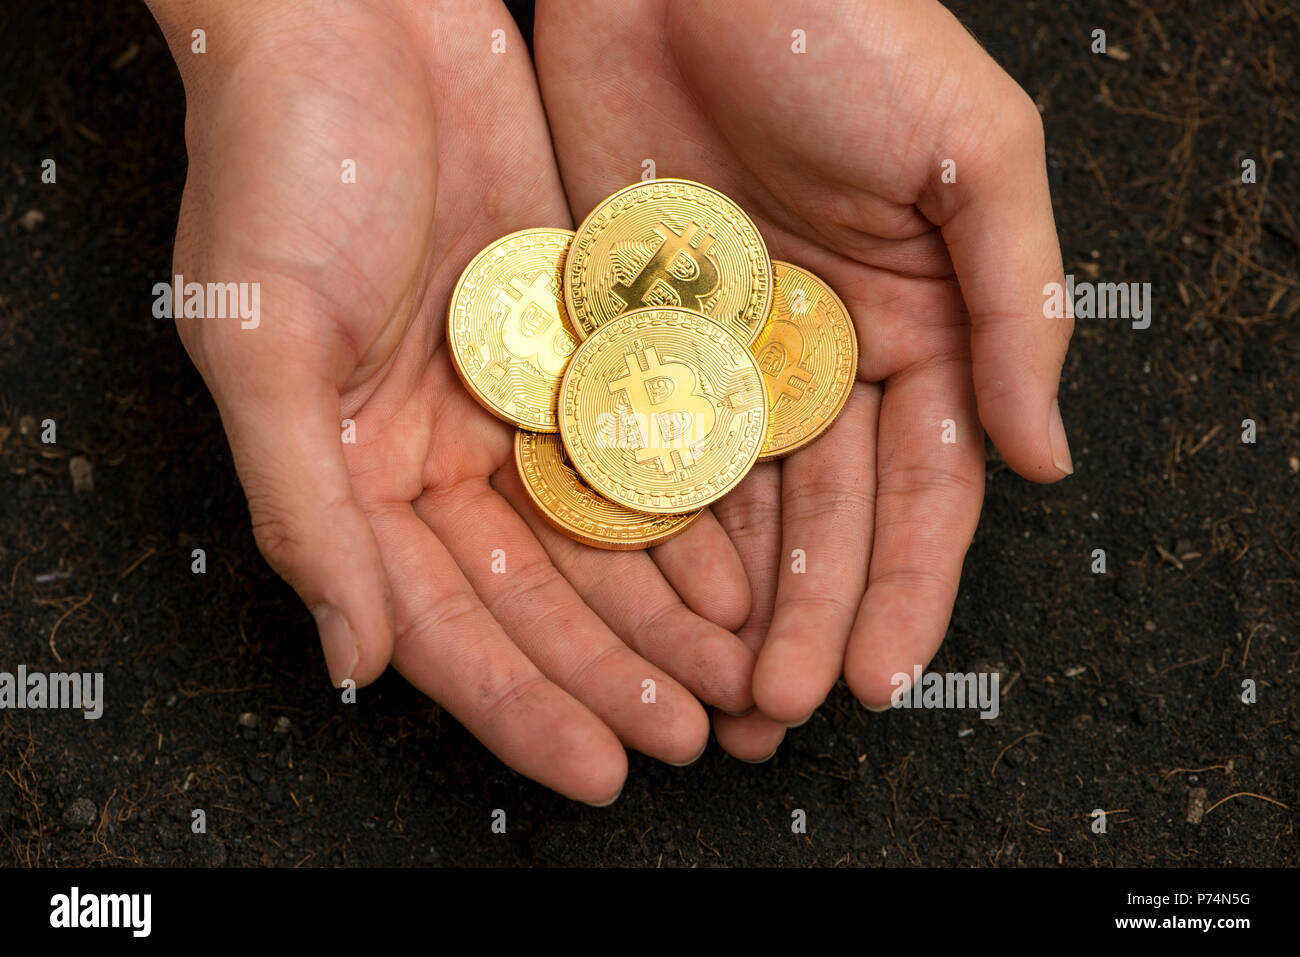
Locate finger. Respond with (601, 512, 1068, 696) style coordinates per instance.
(420, 478, 710, 767)
(369, 503, 626, 804)
(710, 463, 787, 759)
(219, 368, 394, 689)
(710, 462, 782, 652)
(493, 464, 756, 716)
(754, 383, 881, 724)
(922, 85, 1074, 483)
(844, 356, 985, 708)
(651, 508, 752, 632)
(712, 708, 787, 763)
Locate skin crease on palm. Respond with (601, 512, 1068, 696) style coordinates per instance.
(145, 0, 1072, 800)
(535, 0, 1074, 761)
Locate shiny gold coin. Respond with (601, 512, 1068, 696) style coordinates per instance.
(559, 307, 767, 514)
(564, 178, 772, 345)
(752, 262, 859, 461)
(448, 228, 579, 432)
(515, 430, 700, 550)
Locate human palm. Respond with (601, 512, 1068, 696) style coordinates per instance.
(536, 0, 1074, 759)
(163, 0, 756, 801)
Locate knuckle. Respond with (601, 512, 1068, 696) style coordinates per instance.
(628, 598, 682, 649)
(877, 461, 982, 502)
(248, 497, 302, 575)
(396, 590, 481, 652)
(481, 672, 549, 723)
(564, 643, 625, 696)
(869, 563, 956, 593)
(1007, 87, 1046, 149)
(715, 496, 781, 541)
(781, 592, 859, 621)
(783, 476, 875, 527)
(495, 558, 561, 618)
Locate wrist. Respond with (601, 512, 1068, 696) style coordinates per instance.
(144, 0, 420, 91)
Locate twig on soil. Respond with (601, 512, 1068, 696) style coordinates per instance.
(118, 546, 155, 580)
(1203, 792, 1289, 816)
(695, 829, 722, 861)
(45, 592, 93, 663)
(1155, 543, 1185, 570)
(1154, 655, 1210, 678)
(1186, 424, 1223, 456)
(1162, 764, 1231, 781)
(1242, 623, 1268, 667)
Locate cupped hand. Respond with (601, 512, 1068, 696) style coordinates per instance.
(536, 0, 1074, 759)
(149, 0, 756, 801)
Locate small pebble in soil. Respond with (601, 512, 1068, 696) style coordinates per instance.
(62, 797, 97, 828)
(69, 456, 94, 494)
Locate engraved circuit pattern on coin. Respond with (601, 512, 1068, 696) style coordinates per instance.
(514, 430, 700, 550)
(752, 261, 860, 460)
(564, 179, 772, 345)
(448, 228, 579, 432)
(559, 307, 768, 514)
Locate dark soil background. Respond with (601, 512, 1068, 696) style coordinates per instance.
(2, 0, 1297, 867)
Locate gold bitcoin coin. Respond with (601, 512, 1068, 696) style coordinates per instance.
(564, 179, 772, 345)
(515, 430, 701, 550)
(559, 307, 768, 514)
(448, 228, 579, 432)
(752, 262, 859, 461)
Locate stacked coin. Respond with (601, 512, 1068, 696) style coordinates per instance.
(448, 178, 858, 550)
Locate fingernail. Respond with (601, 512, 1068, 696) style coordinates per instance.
(313, 604, 358, 688)
(666, 740, 709, 768)
(584, 787, 623, 808)
(741, 746, 779, 764)
(1048, 399, 1073, 476)
(719, 705, 755, 718)
(861, 700, 893, 713)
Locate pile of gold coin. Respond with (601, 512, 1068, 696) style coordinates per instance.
(448, 178, 858, 550)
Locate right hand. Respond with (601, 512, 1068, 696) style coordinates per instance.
(148, 0, 755, 803)
(535, 0, 1073, 759)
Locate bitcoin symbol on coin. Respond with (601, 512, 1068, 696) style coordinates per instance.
(756, 319, 814, 406)
(608, 345, 717, 471)
(500, 273, 574, 377)
(612, 221, 720, 312)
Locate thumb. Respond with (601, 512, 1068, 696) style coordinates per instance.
(217, 370, 395, 688)
(926, 87, 1075, 484)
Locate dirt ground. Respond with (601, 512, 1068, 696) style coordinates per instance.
(1, 0, 1296, 867)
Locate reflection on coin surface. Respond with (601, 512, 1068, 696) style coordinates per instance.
(752, 261, 859, 460)
(448, 228, 579, 432)
(515, 430, 700, 550)
(564, 179, 772, 345)
(559, 307, 767, 514)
